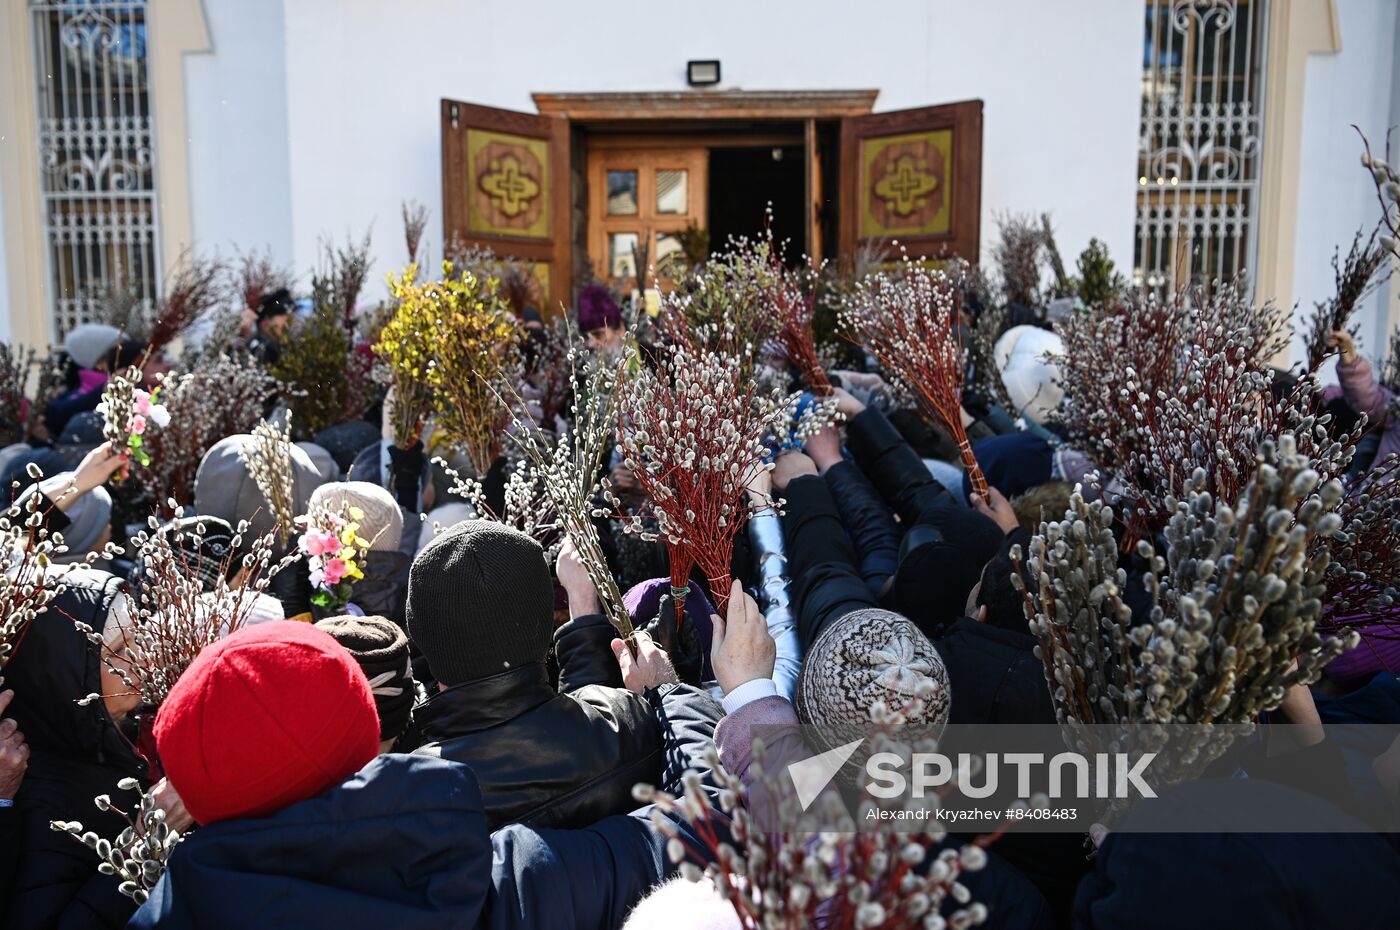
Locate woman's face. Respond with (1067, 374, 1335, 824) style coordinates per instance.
(100, 639, 141, 723)
(586, 326, 623, 352)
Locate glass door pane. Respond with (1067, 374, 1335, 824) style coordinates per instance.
(607, 170, 638, 215)
(655, 169, 688, 214)
(608, 232, 639, 278)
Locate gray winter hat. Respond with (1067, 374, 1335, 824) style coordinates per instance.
(794, 608, 950, 752)
(297, 441, 340, 484)
(193, 434, 327, 541)
(63, 323, 122, 370)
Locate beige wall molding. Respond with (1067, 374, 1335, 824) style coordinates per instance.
(1255, 0, 1341, 325)
(0, 0, 208, 349)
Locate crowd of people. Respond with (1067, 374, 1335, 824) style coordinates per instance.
(0, 231, 1398, 930)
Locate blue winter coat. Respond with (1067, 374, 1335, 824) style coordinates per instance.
(127, 753, 687, 930)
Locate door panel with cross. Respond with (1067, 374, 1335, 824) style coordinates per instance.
(838, 100, 983, 263)
(441, 98, 571, 312)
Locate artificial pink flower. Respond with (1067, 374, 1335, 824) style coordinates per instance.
(321, 557, 349, 586)
(299, 529, 341, 557)
(133, 390, 152, 416)
(126, 414, 146, 435)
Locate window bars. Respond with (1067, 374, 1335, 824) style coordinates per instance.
(1136, 0, 1271, 293)
(30, 0, 160, 338)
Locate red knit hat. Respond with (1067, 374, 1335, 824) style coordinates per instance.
(155, 621, 380, 826)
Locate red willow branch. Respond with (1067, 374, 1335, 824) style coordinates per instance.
(842, 259, 988, 498)
(1315, 454, 1400, 641)
(149, 253, 226, 354)
(234, 248, 293, 317)
(613, 337, 787, 618)
(1055, 281, 1343, 538)
(768, 257, 832, 397)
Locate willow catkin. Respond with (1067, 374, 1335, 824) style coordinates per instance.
(74, 508, 297, 709)
(51, 777, 184, 905)
(1054, 280, 1357, 536)
(636, 692, 992, 930)
(240, 416, 297, 547)
(1015, 434, 1358, 803)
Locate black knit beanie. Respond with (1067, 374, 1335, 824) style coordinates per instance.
(315, 614, 413, 742)
(405, 520, 554, 686)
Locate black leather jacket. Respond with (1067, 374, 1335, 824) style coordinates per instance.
(412, 614, 664, 832)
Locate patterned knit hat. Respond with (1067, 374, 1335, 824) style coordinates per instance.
(129, 515, 239, 606)
(794, 608, 950, 753)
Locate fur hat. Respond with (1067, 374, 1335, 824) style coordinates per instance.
(995, 325, 1065, 426)
(193, 434, 327, 541)
(63, 323, 122, 370)
(308, 481, 403, 553)
(576, 283, 622, 333)
(621, 876, 741, 930)
(794, 608, 950, 753)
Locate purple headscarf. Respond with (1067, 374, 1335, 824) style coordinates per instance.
(576, 284, 622, 333)
(1325, 628, 1400, 686)
(624, 577, 716, 681)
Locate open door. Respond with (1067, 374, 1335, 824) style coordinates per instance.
(441, 99, 571, 313)
(838, 100, 983, 264)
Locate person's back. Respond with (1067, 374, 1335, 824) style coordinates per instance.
(407, 520, 663, 830)
(130, 621, 721, 930)
(132, 753, 681, 930)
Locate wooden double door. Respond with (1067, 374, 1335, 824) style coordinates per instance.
(440, 94, 983, 313)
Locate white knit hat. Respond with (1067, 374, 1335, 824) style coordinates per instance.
(995, 325, 1066, 426)
(63, 323, 122, 370)
(308, 481, 403, 553)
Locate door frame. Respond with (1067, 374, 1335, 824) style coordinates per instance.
(536, 90, 877, 287)
(532, 89, 877, 122)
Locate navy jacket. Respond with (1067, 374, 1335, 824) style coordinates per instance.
(130, 684, 724, 930)
(129, 754, 684, 930)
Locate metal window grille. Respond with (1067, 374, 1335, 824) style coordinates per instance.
(30, 0, 160, 339)
(1135, 0, 1270, 292)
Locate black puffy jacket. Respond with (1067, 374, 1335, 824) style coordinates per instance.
(844, 406, 962, 525)
(3, 568, 148, 930)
